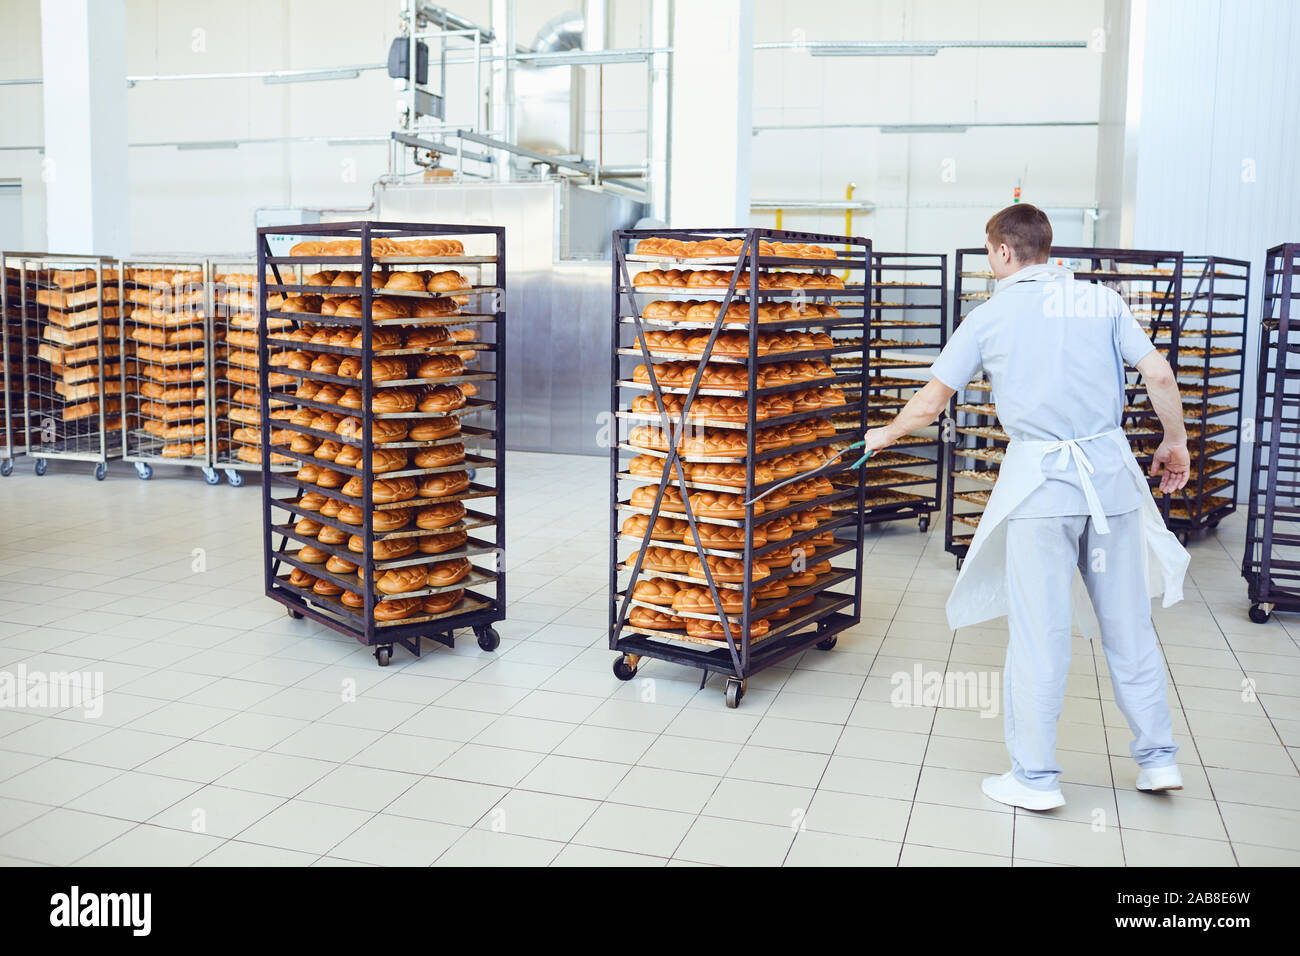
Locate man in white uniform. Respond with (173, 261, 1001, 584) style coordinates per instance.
(861, 204, 1192, 811)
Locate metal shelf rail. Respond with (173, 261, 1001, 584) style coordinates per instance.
(609, 227, 869, 707)
(0, 253, 31, 475)
(257, 220, 506, 665)
(830, 251, 946, 532)
(118, 256, 221, 483)
(944, 246, 1186, 565)
(15, 253, 123, 480)
(1243, 242, 1300, 624)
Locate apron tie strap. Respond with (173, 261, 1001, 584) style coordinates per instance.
(1043, 437, 1110, 534)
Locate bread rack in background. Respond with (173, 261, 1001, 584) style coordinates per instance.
(118, 256, 221, 483)
(12, 254, 122, 481)
(610, 227, 870, 708)
(209, 257, 297, 487)
(828, 251, 946, 533)
(0, 254, 30, 476)
(257, 221, 506, 667)
(943, 246, 1250, 567)
(1243, 242, 1300, 626)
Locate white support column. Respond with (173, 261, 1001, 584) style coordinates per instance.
(669, 0, 753, 226)
(39, 0, 129, 255)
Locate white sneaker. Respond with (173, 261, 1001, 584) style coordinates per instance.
(981, 772, 1066, 811)
(1136, 766, 1183, 792)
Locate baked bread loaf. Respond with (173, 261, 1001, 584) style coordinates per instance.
(685, 617, 770, 642)
(416, 354, 465, 380)
(418, 471, 470, 498)
(628, 606, 686, 630)
(621, 513, 689, 541)
(414, 443, 465, 468)
(687, 491, 758, 519)
(418, 385, 466, 413)
(632, 577, 681, 606)
(629, 484, 685, 511)
(373, 598, 421, 621)
(376, 565, 427, 595)
(426, 557, 472, 587)
(681, 523, 764, 550)
(671, 585, 752, 616)
(630, 547, 693, 575)
(416, 501, 466, 529)
(418, 529, 467, 554)
(687, 554, 770, 584)
(408, 416, 461, 441)
(422, 589, 465, 615)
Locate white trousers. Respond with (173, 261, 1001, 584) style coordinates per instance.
(1003, 508, 1179, 790)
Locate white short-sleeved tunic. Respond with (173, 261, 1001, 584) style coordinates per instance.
(930, 262, 1157, 518)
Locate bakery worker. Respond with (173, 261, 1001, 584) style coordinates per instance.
(860, 203, 1192, 810)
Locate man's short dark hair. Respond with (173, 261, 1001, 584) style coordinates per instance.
(985, 203, 1052, 263)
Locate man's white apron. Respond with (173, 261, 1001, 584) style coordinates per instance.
(945, 427, 1190, 633)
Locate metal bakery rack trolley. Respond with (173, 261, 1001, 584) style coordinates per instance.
(210, 257, 297, 486)
(14, 254, 123, 480)
(118, 256, 221, 483)
(257, 221, 505, 666)
(0, 253, 30, 476)
(1146, 254, 1250, 536)
(832, 251, 945, 531)
(609, 227, 869, 708)
(944, 246, 1186, 565)
(1243, 242, 1300, 624)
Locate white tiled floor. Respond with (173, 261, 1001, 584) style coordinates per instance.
(0, 452, 1297, 866)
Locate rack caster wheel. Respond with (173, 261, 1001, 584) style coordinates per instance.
(94, 462, 107, 481)
(918, 515, 930, 533)
(816, 635, 837, 651)
(286, 608, 303, 620)
(1249, 603, 1273, 624)
(375, 645, 392, 667)
(135, 462, 153, 481)
(0, 459, 11, 477)
(202, 467, 220, 485)
(725, 678, 746, 709)
(225, 469, 244, 487)
(613, 654, 639, 681)
(34, 459, 47, 477)
(475, 625, 500, 652)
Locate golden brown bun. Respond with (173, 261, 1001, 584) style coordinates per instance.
(288, 567, 316, 588)
(629, 546, 692, 575)
(416, 501, 466, 529)
(628, 484, 684, 512)
(688, 491, 759, 519)
(416, 354, 464, 380)
(373, 597, 421, 621)
(404, 326, 453, 349)
(628, 606, 686, 631)
(422, 589, 465, 615)
(297, 544, 329, 564)
(672, 585, 753, 616)
(376, 565, 427, 595)
(413, 443, 465, 469)
(427, 557, 472, 587)
(631, 577, 681, 606)
(317, 525, 349, 546)
(384, 271, 425, 292)
(685, 617, 770, 641)
(408, 416, 461, 441)
(687, 554, 770, 584)
(621, 513, 689, 541)
(417, 385, 466, 414)
(418, 471, 470, 498)
(418, 529, 467, 554)
(681, 523, 764, 550)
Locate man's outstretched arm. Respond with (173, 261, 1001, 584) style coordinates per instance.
(861, 378, 956, 453)
(1136, 351, 1190, 493)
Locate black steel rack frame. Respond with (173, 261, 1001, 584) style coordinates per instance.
(118, 256, 220, 483)
(609, 227, 869, 708)
(1243, 242, 1300, 624)
(258, 221, 506, 666)
(15, 254, 123, 480)
(944, 246, 1185, 565)
(211, 257, 296, 486)
(830, 251, 946, 531)
(0, 253, 31, 476)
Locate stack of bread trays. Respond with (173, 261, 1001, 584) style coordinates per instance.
(264, 234, 502, 632)
(121, 263, 217, 464)
(611, 231, 869, 704)
(212, 266, 295, 473)
(26, 262, 124, 456)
